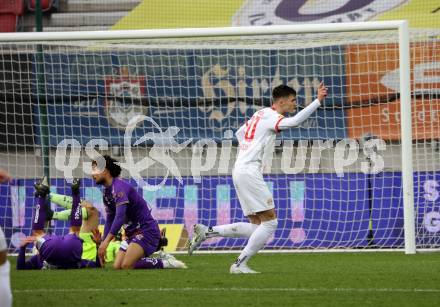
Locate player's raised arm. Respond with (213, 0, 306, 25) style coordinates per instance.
(277, 81, 328, 130)
(316, 81, 328, 102)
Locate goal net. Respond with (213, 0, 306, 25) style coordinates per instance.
(0, 22, 438, 253)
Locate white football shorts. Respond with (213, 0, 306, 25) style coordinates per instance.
(232, 165, 275, 217)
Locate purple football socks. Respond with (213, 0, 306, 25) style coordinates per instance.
(134, 258, 164, 270)
(70, 179, 82, 227)
(32, 195, 47, 231)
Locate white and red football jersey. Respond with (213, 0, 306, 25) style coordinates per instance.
(234, 99, 321, 168)
(235, 107, 284, 168)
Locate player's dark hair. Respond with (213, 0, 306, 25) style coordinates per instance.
(92, 155, 121, 178)
(272, 85, 296, 101)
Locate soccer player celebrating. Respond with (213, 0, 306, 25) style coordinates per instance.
(17, 178, 101, 269)
(0, 169, 12, 307)
(188, 82, 328, 273)
(93, 155, 186, 270)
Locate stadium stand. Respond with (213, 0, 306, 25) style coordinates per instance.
(27, 0, 59, 12)
(23, 0, 140, 31)
(0, 0, 25, 32)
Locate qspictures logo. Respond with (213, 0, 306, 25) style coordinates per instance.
(232, 0, 408, 26)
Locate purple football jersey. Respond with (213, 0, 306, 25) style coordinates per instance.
(17, 234, 101, 270)
(103, 178, 160, 240)
(38, 234, 83, 268)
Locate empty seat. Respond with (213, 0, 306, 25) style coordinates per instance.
(0, 0, 24, 15)
(0, 14, 18, 32)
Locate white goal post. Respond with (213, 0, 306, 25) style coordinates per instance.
(0, 21, 419, 254)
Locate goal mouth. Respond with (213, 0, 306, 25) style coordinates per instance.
(2, 21, 439, 254)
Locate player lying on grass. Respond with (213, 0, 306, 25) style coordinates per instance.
(40, 186, 101, 262)
(25, 177, 175, 267)
(0, 169, 12, 307)
(36, 183, 137, 262)
(92, 155, 186, 270)
(47, 196, 169, 263)
(17, 178, 102, 269)
(188, 83, 328, 273)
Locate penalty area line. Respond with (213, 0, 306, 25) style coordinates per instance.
(13, 287, 440, 293)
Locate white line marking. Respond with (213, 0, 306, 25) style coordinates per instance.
(12, 288, 440, 293)
(9, 248, 440, 257)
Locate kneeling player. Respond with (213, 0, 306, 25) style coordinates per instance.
(17, 178, 101, 270)
(29, 177, 180, 269)
(93, 155, 186, 270)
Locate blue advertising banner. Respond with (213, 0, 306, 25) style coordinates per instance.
(32, 99, 347, 145)
(371, 172, 440, 248)
(6, 172, 432, 251)
(35, 46, 345, 106)
(3, 171, 439, 250)
(7, 171, 438, 250)
(371, 173, 404, 247)
(32, 45, 347, 145)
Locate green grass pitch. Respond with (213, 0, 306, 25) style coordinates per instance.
(10, 252, 440, 307)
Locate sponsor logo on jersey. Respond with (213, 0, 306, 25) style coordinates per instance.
(233, 0, 408, 26)
(115, 191, 125, 199)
